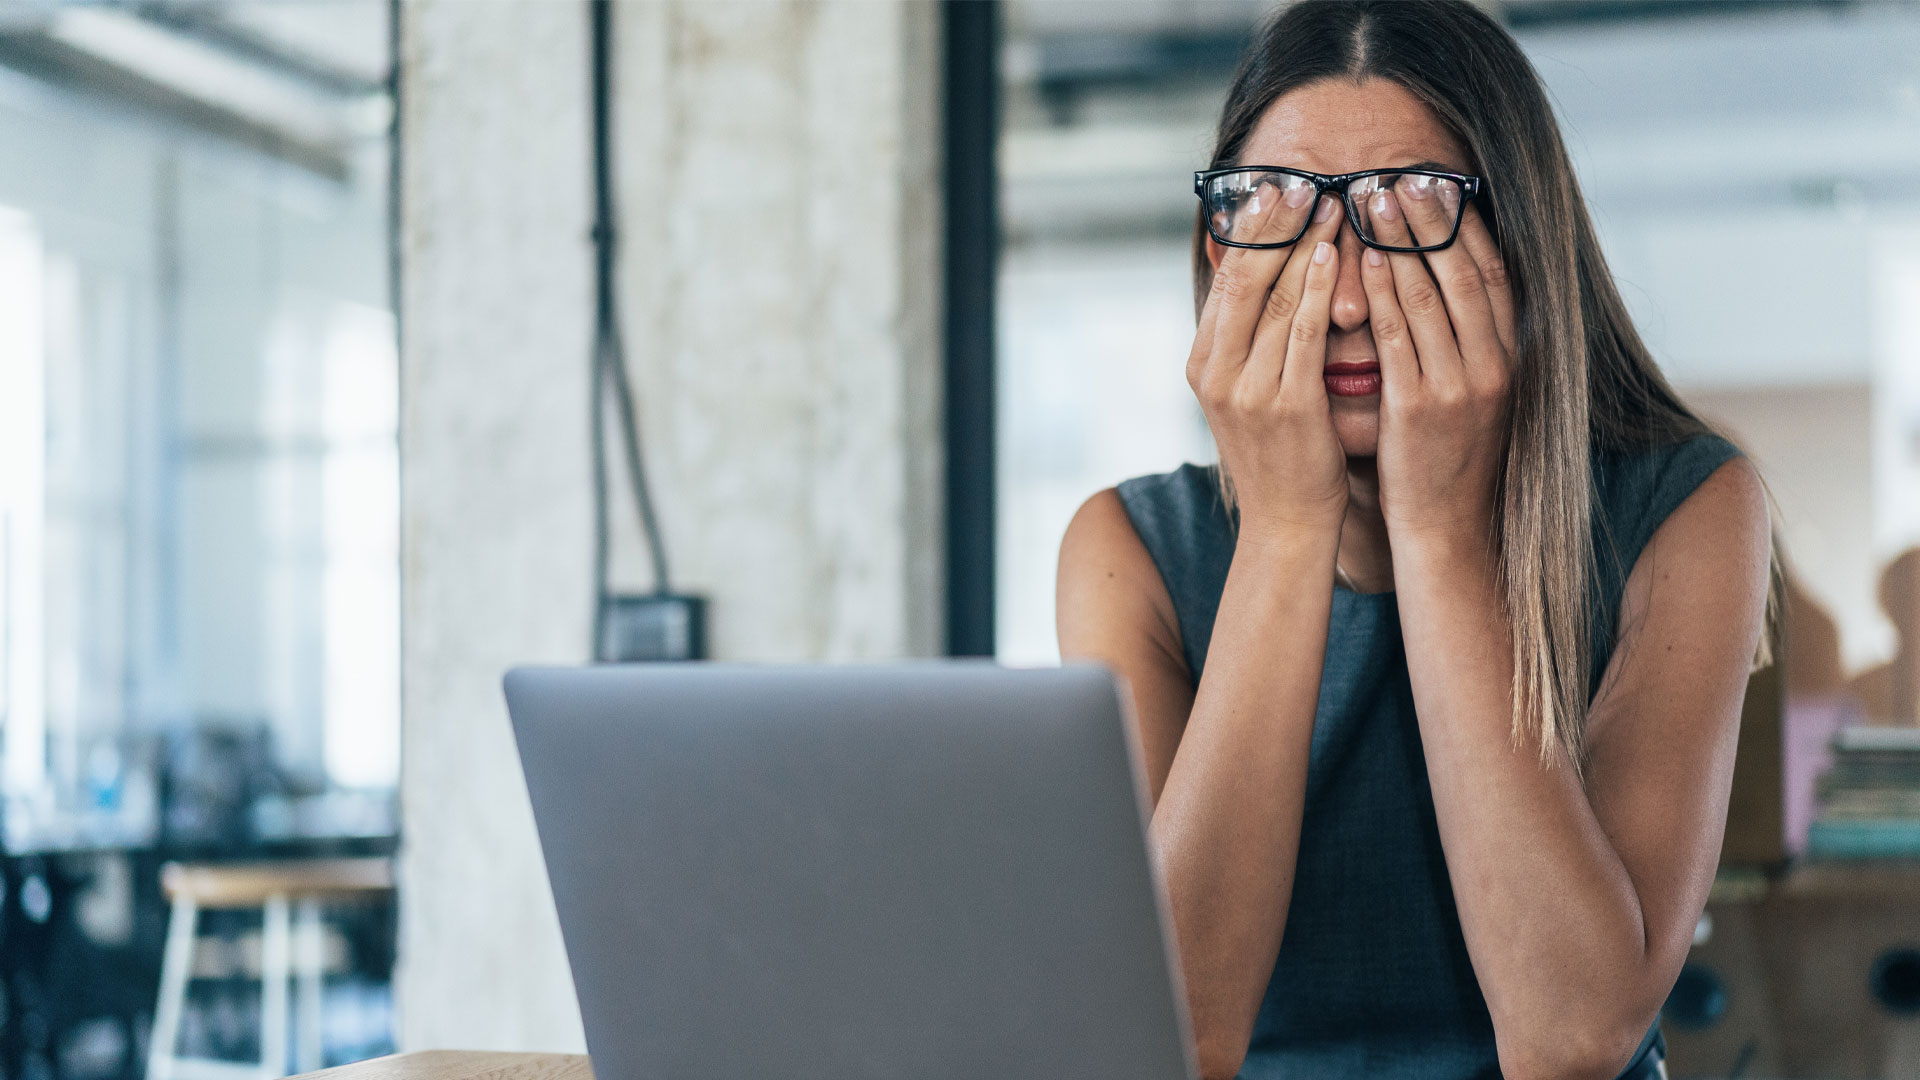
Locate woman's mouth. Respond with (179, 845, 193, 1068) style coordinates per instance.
(1323, 360, 1381, 397)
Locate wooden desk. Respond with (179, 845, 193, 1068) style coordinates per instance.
(291, 1051, 590, 1080)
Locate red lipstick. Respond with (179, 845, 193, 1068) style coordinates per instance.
(1324, 360, 1381, 397)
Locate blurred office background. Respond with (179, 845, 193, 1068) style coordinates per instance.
(4, 2, 1920, 1080)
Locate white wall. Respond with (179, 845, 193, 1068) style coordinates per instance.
(396, 0, 943, 1053)
(395, 0, 594, 1052)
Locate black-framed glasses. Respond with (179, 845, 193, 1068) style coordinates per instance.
(1194, 166, 1484, 253)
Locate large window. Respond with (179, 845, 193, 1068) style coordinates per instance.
(0, 3, 397, 853)
(995, 0, 1252, 665)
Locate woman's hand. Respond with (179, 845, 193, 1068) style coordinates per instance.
(1187, 190, 1349, 539)
(1358, 182, 1517, 553)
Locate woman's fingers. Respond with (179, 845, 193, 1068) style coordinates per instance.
(1199, 181, 1315, 381)
(1241, 194, 1343, 391)
(1276, 238, 1340, 404)
(1361, 188, 1466, 392)
(1452, 202, 1516, 357)
(1395, 178, 1505, 381)
(1359, 244, 1420, 400)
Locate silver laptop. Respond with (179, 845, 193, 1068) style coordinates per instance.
(504, 661, 1196, 1080)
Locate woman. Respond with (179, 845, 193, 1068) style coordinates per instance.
(1054, 2, 1773, 1078)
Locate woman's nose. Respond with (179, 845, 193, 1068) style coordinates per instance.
(1330, 221, 1370, 332)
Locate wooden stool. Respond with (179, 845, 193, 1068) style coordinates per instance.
(147, 858, 395, 1080)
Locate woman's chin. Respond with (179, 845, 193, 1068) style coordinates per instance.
(1332, 405, 1379, 460)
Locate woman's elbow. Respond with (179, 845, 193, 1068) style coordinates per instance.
(1495, 1016, 1649, 1080)
(1194, 1035, 1247, 1080)
(1188, 1013, 1251, 1080)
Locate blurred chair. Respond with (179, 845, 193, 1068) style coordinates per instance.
(146, 859, 394, 1080)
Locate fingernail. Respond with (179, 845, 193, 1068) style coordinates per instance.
(1365, 247, 1385, 267)
(1245, 189, 1268, 219)
(1284, 181, 1312, 209)
(1441, 182, 1460, 212)
(1373, 190, 1397, 221)
(1314, 196, 1337, 222)
(1313, 241, 1332, 265)
(1405, 175, 1432, 200)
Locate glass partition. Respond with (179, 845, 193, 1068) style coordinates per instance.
(0, 7, 398, 1078)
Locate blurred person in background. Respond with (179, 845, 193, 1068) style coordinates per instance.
(1055, 2, 1772, 1077)
(1848, 548, 1920, 724)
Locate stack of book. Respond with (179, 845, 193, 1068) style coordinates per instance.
(1807, 725, 1920, 858)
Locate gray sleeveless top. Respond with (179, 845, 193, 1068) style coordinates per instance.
(1114, 434, 1740, 1079)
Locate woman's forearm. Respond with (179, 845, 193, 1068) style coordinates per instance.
(1150, 523, 1339, 1077)
(1392, 532, 1651, 1075)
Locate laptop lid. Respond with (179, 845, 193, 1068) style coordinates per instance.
(505, 661, 1195, 1080)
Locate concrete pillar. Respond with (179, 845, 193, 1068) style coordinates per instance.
(396, 0, 944, 1053)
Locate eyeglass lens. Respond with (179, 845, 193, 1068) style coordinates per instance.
(1206, 170, 1466, 250)
(1208, 171, 1320, 247)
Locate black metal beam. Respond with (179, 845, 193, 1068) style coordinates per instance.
(943, 0, 1000, 658)
(1033, 27, 1252, 91)
(1501, 0, 1860, 30)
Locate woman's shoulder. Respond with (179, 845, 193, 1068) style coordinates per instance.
(1113, 462, 1236, 565)
(1592, 429, 1743, 488)
(1584, 432, 1763, 697)
(1099, 463, 1236, 684)
(1591, 431, 1746, 559)
(1115, 461, 1223, 515)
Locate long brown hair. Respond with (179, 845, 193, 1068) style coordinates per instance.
(1195, 0, 1765, 775)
